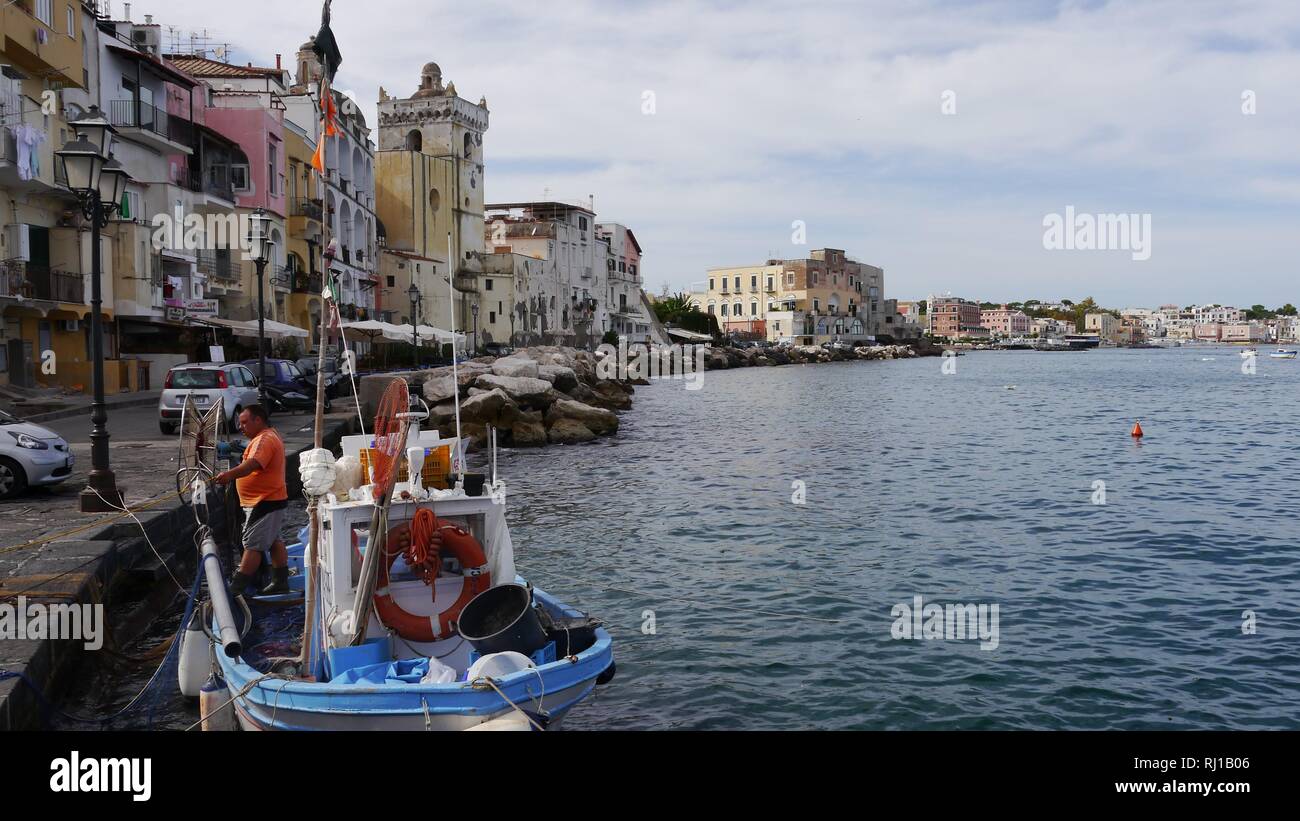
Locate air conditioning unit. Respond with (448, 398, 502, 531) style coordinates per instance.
(59, 319, 80, 333)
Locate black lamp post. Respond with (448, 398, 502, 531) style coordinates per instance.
(470, 302, 479, 356)
(56, 107, 131, 514)
(247, 208, 273, 403)
(407, 282, 421, 368)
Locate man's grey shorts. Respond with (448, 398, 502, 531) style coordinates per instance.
(242, 506, 286, 554)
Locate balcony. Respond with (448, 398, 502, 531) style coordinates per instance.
(0, 260, 84, 304)
(106, 100, 194, 155)
(270, 265, 291, 289)
(195, 251, 238, 284)
(292, 273, 323, 294)
(173, 165, 235, 210)
(291, 198, 324, 221)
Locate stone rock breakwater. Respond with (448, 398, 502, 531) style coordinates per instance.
(700, 339, 941, 369)
(357, 346, 634, 449)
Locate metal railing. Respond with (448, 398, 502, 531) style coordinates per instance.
(195, 251, 238, 282)
(291, 198, 323, 220)
(106, 99, 194, 147)
(0, 260, 84, 303)
(293, 273, 323, 294)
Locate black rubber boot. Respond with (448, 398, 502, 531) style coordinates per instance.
(228, 570, 256, 597)
(259, 566, 290, 596)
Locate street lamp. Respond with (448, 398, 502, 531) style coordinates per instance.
(470, 302, 479, 356)
(56, 109, 131, 514)
(407, 282, 421, 368)
(246, 208, 273, 403)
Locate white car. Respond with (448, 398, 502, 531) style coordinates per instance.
(158, 362, 261, 435)
(0, 409, 74, 499)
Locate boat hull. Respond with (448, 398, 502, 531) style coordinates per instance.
(212, 586, 613, 731)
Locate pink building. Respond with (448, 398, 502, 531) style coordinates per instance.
(980, 304, 1030, 337)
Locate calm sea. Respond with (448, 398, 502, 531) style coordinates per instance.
(62, 346, 1300, 729)
(512, 346, 1300, 729)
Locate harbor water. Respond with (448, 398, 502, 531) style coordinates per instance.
(60, 347, 1300, 729)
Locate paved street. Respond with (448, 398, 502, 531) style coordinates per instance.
(0, 402, 354, 555)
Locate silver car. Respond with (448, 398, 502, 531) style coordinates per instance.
(158, 362, 261, 435)
(0, 409, 74, 499)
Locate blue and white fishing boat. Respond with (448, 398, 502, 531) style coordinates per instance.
(1268, 348, 1297, 359)
(177, 386, 615, 731)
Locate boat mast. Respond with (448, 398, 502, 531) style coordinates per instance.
(448, 231, 464, 488)
(299, 0, 341, 673)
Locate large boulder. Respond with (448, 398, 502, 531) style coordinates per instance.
(537, 365, 579, 393)
(474, 374, 557, 407)
(492, 357, 540, 379)
(545, 398, 619, 435)
(423, 375, 458, 404)
(547, 417, 596, 444)
(509, 419, 548, 447)
(458, 388, 512, 425)
(591, 380, 632, 410)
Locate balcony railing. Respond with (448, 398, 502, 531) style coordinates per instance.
(0, 260, 84, 303)
(293, 273, 323, 294)
(170, 165, 236, 202)
(107, 99, 194, 147)
(270, 265, 291, 288)
(291, 198, 323, 221)
(195, 251, 237, 282)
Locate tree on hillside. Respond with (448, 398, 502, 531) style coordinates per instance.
(1246, 304, 1275, 320)
(1276, 304, 1297, 316)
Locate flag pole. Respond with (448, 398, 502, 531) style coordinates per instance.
(448, 231, 464, 488)
(299, 0, 340, 675)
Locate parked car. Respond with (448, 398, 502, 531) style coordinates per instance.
(822, 339, 855, 352)
(0, 408, 74, 499)
(158, 363, 261, 435)
(243, 359, 331, 414)
(482, 341, 514, 358)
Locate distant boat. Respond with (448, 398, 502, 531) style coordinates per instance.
(1268, 349, 1297, 359)
(1241, 349, 1258, 359)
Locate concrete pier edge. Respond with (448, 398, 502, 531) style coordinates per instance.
(0, 416, 355, 731)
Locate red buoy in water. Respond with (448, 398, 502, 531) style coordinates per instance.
(1131, 421, 1144, 438)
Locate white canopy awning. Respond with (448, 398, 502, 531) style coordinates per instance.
(193, 316, 309, 339)
(390, 323, 465, 344)
(340, 320, 410, 342)
(667, 328, 713, 342)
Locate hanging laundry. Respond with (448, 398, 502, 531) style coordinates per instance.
(14, 125, 46, 181)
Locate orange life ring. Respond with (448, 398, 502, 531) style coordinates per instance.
(371, 509, 491, 642)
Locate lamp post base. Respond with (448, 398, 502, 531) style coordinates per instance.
(79, 479, 125, 514)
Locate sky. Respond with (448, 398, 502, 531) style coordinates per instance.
(134, 0, 1300, 308)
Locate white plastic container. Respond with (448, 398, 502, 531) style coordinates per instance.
(465, 651, 535, 682)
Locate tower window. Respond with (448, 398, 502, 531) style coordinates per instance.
(406, 130, 422, 151)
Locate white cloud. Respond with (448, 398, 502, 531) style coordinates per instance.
(138, 0, 1300, 306)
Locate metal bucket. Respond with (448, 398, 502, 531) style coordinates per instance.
(458, 584, 548, 656)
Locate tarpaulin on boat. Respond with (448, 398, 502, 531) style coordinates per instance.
(330, 657, 433, 685)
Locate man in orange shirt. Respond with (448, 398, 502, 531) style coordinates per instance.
(214, 405, 290, 595)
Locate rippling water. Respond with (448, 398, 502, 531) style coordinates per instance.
(61, 346, 1299, 730)
(505, 347, 1300, 729)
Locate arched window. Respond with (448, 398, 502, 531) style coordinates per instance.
(406, 130, 422, 151)
(720, 304, 728, 317)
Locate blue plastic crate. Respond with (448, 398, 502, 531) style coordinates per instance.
(326, 636, 389, 681)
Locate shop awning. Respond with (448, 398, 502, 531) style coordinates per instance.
(190, 316, 309, 338)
